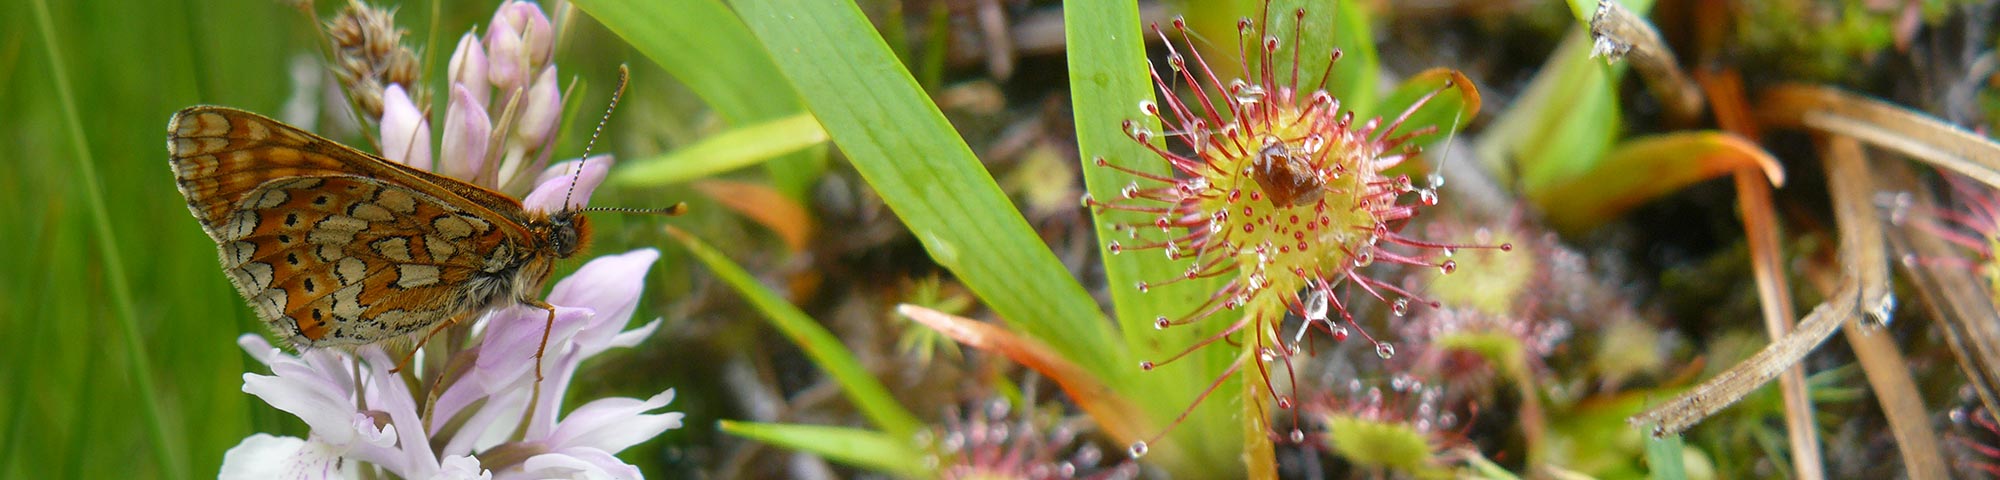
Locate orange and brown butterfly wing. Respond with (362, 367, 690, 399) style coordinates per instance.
(167, 106, 532, 236)
(167, 106, 536, 348)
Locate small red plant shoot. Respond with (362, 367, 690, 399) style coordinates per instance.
(1085, 4, 1506, 450)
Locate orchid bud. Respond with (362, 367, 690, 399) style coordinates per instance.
(379, 84, 432, 171)
(484, 0, 552, 94)
(491, 0, 553, 68)
(440, 85, 492, 181)
(447, 31, 489, 110)
(484, 17, 525, 94)
(514, 66, 562, 149)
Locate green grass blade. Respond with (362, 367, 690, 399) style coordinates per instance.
(666, 227, 922, 438)
(1064, 0, 1187, 368)
(1063, 1, 1241, 474)
(1646, 433, 1689, 480)
(718, 421, 930, 478)
(29, 1, 185, 478)
(612, 112, 827, 186)
(570, 0, 826, 199)
(727, 0, 1123, 378)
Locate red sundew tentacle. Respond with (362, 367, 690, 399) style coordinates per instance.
(1377, 84, 1449, 143)
(1166, 256, 1245, 286)
(1287, 8, 1305, 96)
(1350, 273, 1437, 310)
(1252, 6, 1282, 130)
(1376, 204, 1420, 222)
(1380, 233, 1513, 252)
(1299, 91, 1338, 125)
(1371, 249, 1440, 268)
(1146, 314, 1254, 369)
(1372, 152, 1420, 179)
(1153, 23, 1229, 136)
(1145, 68, 1222, 161)
(1086, 199, 1177, 215)
(1946, 173, 2000, 226)
(1250, 343, 1295, 423)
(1128, 186, 1195, 203)
(1313, 48, 1344, 94)
(1340, 263, 1395, 304)
(1127, 131, 1211, 174)
(1136, 355, 1247, 453)
(1322, 280, 1385, 347)
(1932, 206, 1998, 237)
(1181, 33, 1253, 155)
(1163, 281, 1244, 328)
(1143, 60, 1199, 127)
(1379, 125, 1442, 153)
(1255, 1, 1274, 91)
(1356, 117, 1382, 139)
(1095, 156, 1184, 184)
(1233, 18, 1255, 104)
(1167, 22, 1242, 137)
(1917, 219, 1995, 254)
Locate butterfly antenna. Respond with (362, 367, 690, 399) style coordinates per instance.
(563, 64, 631, 212)
(583, 203, 690, 216)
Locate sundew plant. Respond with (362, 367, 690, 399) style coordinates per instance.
(22, 0, 2000, 478)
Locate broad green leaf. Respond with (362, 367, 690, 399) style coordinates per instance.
(726, 0, 1123, 378)
(571, 0, 826, 199)
(665, 227, 922, 438)
(1476, 30, 1623, 191)
(1482, 0, 1655, 193)
(1531, 131, 1783, 231)
(719, 421, 930, 478)
(613, 113, 826, 187)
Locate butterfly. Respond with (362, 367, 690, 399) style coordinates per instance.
(166, 106, 668, 364)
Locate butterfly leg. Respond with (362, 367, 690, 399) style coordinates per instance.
(526, 299, 559, 382)
(522, 299, 560, 425)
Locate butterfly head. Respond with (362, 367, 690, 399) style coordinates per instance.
(539, 209, 592, 260)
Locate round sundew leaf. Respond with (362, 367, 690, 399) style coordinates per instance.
(1325, 414, 1446, 476)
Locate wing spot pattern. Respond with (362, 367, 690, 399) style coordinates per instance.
(395, 264, 441, 289)
(371, 237, 414, 262)
(334, 257, 367, 286)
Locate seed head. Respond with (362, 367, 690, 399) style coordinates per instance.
(326, 0, 423, 119)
